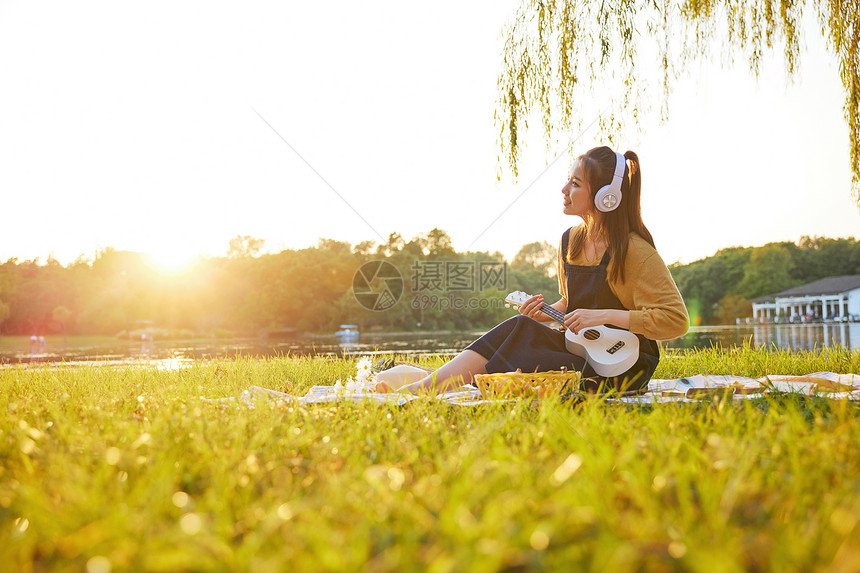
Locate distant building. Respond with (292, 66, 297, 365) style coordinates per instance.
(751, 275, 860, 323)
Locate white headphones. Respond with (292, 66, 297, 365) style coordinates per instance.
(593, 151, 627, 212)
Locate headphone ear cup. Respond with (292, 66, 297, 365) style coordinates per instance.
(593, 150, 626, 212)
(594, 185, 621, 212)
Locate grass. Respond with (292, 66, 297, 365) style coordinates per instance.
(1, 347, 859, 572)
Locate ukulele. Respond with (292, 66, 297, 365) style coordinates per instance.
(504, 290, 640, 377)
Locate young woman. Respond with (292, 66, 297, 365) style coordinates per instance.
(376, 146, 689, 396)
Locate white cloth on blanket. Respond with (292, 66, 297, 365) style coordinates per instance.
(205, 372, 860, 408)
(624, 372, 860, 403)
(204, 384, 501, 408)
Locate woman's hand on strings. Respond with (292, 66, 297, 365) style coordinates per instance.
(564, 309, 607, 334)
(564, 308, 631, 334)
(518, 294, 544, 320)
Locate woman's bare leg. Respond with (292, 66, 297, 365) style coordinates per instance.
(396, 350, 488, 396)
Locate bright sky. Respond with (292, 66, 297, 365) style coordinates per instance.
(1, 0, 857, 270)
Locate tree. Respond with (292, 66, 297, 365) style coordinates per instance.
(511, 241, 556, 275)
(714, 293, 752, 325)
(353, 240, 376, 257)
(496, 0, 860, 204)
(673, 259, 727, 325)
(793, 235, 860, 281)
(379, 232, 405, 257)
(738, 243, 798, 299)
(423, 228, 456, 259)
(227, 235, 266, 259)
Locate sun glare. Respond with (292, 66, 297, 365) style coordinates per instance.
(146, 249, 198, 274)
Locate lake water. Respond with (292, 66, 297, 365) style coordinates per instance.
(2, 322, 858, 366)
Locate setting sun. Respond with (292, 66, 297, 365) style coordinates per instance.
(145, 248, 200, 274)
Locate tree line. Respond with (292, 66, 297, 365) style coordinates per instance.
(671, 236, 860, 325)
(1, 232, 857, 337)
(0, 230, 559, 338)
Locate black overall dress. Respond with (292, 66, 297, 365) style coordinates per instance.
(466, 229, 660, 392)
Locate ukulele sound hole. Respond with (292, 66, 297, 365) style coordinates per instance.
(582, 329, 601, 341)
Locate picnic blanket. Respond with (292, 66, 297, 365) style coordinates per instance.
(210, 372, 860, 408)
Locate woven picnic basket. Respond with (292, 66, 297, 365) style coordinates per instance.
(474, 368, 581, 399)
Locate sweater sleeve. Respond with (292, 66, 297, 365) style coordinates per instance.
(613, 244, 689, 341)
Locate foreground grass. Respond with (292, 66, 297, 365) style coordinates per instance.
(1, 347, 859, 572)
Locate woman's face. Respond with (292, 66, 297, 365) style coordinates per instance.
(561, 160, 593, 218)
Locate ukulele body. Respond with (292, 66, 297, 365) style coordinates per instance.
(504, 290, 640, 378)
(563, 325, 639, 377)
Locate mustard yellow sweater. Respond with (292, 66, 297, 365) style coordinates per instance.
(557, 228, 689, 341)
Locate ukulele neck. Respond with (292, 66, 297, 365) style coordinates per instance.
(538, 303, 565, 324)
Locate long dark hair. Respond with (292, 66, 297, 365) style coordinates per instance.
(566, 146, 655, 283)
